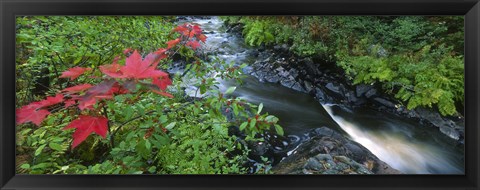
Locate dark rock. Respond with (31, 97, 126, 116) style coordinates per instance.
(291, 82, 305, 92)
(280, 79, 295, 89)
(271, 127, 401, 174)
(325, 83, 344, 98)
(303, 81, 314, 93)
(265, 74, 280, 83)
(247, 141, 274, 163)
(439, 126, 460, 140)
(364, 88, 378, 98)
(372, 98, 396, 108)
(303, 154, 373, 174)
(315, 87, 327, 102)
(356, 84, 374, 97)
(278, 69, 290, 78)
(304, 60, 322, 76)
(289, 68, 299, 78)
(415, 108, 462, 140)
(345, 91, 359, 104)
(275, 66, 285, 73)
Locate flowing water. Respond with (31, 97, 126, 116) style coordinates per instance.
(181, 16, 465, 174)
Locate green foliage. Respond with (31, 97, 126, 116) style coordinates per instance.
(241, 19, 275, 46)
(16, 16, 175, 106)
(16, 17, 284, 174)
(223, 16, 464, 116)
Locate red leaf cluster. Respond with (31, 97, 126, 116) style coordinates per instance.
(16, 94, 64, 126)
(59, 67, 92, 80)
(17, 23, 208, 149)
(62, 115, 108, 149)
(170, 23, 207, 50)
(100, 50, 168, 80)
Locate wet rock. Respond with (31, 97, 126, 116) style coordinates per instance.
(248, 141, 274, 162)
(315, 87, 327, 102)
(303, 154, 373, 174)
(271, 127, 401, 174)
(275, 66, 285, 73)
(364, 88, 378, 98)
(439, 126, 460, 140)
(415, 108, 462, 140)
(372, 97, 396, 108)
(325, 83, 344, 98)
(345, 91, 359, 105)
(356, 84, 374, 97)
(303, 81, 314, 93)
(280, 79, 296, 89)
(278, 69, 290, 78)
(265, 74, 280, 83)
(291, 82, 305, 92)
(289, 68, 299, 78)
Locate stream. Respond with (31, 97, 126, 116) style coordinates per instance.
(179, 16, 464, 174)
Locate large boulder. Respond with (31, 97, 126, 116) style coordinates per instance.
(325, 82, 345, 98)
(415, 108, 463, 140)
(303, 154, 373, 174)
(271, 127, 401, 174)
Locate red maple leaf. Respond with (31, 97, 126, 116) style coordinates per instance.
(62, 115, 108, 149)
(37, 94, 64, 108)
(77, 80, 116, 110)
(16, 94, 64, 126)
(99, 63, 124, 79)
(153, 77, 172, 91)
(16, 107, 50, 126)
(64, 99, 76, 108)
(120, 50, 169, 79)
(166, 38, 180, 49)
(62, 84, 93, 93)
(186, 41, 201, 50)
(173, 24, 190, 36)
(190, 25, 203, 37)
(59, 67, 92, 80)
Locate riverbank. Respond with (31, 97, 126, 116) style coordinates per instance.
(224, 23, 465, 143)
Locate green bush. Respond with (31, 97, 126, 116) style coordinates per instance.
(16, 16, 176, 106)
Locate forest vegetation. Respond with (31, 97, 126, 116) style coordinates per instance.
(15, 16, 464, 174)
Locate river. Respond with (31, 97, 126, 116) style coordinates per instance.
(179, 16, 464, 174)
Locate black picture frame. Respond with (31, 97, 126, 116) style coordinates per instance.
(1, 0, 479, 189)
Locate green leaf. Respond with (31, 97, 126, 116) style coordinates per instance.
(48, 142, 63, 151)
(145, 140, 151, 150)
(274, 124, 284, 136)
(35, 144, 46, 156)
(20, 164, 30, 169)
(31, 163, 49, 170)
(200, 85, 206, 95)
(257, 103, 263, 114)
(165, 122, 176, 130)
(148, 166, 157, 173)
(233, 104, 239, 116)
(249, 118, 257, 129)
(239, 122, 248, 131)
(225, 86, 236, 94)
